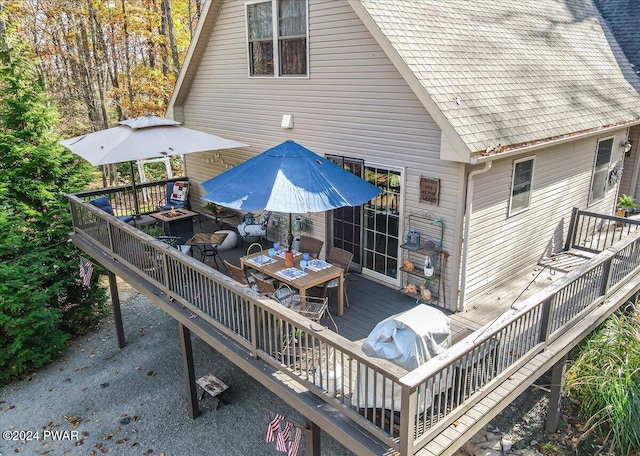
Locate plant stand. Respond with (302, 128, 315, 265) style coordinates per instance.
(399, 211, 445, 306)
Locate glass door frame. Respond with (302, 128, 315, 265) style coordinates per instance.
(325, 156, 404, 287)
(360, 161, 404, 287)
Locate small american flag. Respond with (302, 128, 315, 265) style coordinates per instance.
(265, 414, 284, 443)
(276, 421, 292, 452)
(79, 257, 93, 287)
(288, 427, 301, 456)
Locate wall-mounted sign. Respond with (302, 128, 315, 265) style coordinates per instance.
(419, 176, 440, 205)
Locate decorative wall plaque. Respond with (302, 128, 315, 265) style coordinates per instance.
(419, 176, 440, 205)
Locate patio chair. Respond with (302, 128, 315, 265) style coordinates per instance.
(155, 235, 191, 255)
(89, 195, 136, 225)
(299, 235, 324, 259)
(322, 247, 354, 308)
(161, 181, 189, 211)
(253, 275, 300, 308)
(237, 211, 271, 244)
(224, 260, 258, 292)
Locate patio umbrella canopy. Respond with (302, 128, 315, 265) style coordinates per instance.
(201, 140, 382, 247)
(60, 114, 247, 214)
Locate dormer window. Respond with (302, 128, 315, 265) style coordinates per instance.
(246, 0, 308, 77)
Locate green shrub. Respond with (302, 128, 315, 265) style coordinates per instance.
(0, 262, 69, 381)
(565, 310, 640, 455)
(0, 18, 108, 384)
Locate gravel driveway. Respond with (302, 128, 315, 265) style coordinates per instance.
(2, 280, 558, 456)
(0, 284, 353, 456)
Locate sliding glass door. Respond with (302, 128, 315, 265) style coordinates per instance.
(362, 166, 401, 281)
(327, 157, 365, 268)
(327, 156, 401, 283)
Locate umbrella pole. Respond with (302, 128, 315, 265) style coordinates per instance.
(287, 213, 294, 251)
(129, 161, 141, 218)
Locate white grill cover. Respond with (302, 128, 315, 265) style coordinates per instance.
(357, 304, 452, 411)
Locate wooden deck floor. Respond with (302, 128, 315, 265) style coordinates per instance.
(195, 217, 575, 346)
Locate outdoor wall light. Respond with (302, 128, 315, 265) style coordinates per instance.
(281, 114, 294, 129)
(620, 140, 632, 153)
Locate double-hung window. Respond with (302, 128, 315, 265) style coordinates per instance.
(589, 137, 613, 204)
(246, 0, 308, 77)
(509, 156, 534, 215)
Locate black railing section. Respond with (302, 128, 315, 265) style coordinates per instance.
(74, 177, 189, 216)
(565, 207, 640, 253)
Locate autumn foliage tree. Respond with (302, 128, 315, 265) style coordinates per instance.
(5, 0, 201, 188)
(12, 0, 201, 137)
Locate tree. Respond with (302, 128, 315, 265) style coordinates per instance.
(0, 13, 108, 383)
(11, 0, 201, 187)
(13, 0, 201, 135)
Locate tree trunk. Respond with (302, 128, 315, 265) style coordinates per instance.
(71, 10, 102, 132)
(121, 0, 134, 115)
(87, 0, 109, 130)
(162, 0, 180, 78)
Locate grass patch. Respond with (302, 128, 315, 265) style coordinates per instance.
(565, 306, 640, 455)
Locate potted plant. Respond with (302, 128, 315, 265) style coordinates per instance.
(204, 202, 225, 214)
(617, 194, 637, 217)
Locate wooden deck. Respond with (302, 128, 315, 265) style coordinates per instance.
(68, 188, 640, 456)
(201, 217, 569, 344)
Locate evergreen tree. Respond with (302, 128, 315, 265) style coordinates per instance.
(0, 15, 108, 383)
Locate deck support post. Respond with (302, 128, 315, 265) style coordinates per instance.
(305, 419, 320, 455)
(179, 323, 200, 419)
(108, 271, 126, 349)
(564, 207, 580, 251)
(546, 354, 567, 432)
(399, 386, 417, 455)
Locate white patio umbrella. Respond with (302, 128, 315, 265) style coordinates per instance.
(60, 114, 248, 215)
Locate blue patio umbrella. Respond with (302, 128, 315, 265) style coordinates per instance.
(201, 140, 382, 249)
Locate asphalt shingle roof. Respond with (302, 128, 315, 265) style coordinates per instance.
(595, 0, 640, 78)
(358, 0, 640, 154)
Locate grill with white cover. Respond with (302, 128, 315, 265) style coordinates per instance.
(356, 304, 452, 412)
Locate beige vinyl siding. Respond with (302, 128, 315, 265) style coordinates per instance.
(178, 0, 463, 309)
(464, 131, 628, 301)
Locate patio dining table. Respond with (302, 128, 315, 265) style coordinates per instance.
(240, 250, 345, 316)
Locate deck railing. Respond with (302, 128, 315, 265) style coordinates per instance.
(68, 193, 408, 451)
(73, 177, 188, 216)
(399, 213, 640, 454)
(565, 207, 640, 253)
(68, 191, 640, 455)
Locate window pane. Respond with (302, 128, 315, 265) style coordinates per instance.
(278, 0, 306, 75)
(592, 170, 607, 201)
(279, 0, 306, 36)
(247, 2, 273, 40)
(590, 138, 613, 202)
(595, 139, 613, 168)
(510, 158, 533, 213)
(250, 41, 274, 75)
(513, 160, 532, 187)
(279, 38, 307, 75)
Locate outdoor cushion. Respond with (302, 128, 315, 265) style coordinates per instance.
(162, 182, 189, 210)
(237, 211, 271, 241)
(89, 196, 135, 224)
(170, 181, 189, 203)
